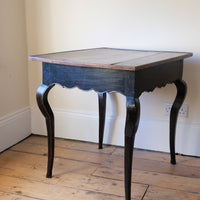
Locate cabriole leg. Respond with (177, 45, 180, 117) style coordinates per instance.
(98, 92, 106, 149)
(170, 80, 187, 164)
(36, 84, 55, 178)
(124, 97, 140, 200)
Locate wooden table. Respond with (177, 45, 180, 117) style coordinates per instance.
(29, 47, 192, 200)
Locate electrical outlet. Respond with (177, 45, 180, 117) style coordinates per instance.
(164, 103, 188, 117)
(164, 103, 172, 116)
(179, 104, 188, 117)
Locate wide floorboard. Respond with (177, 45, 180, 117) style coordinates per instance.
(0, 135, 199, 200)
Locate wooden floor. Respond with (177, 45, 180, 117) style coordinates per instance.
(0, 135, 200, 200)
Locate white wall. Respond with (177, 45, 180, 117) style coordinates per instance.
(0, 0, 31, 152)
(26, 0, 200, 156)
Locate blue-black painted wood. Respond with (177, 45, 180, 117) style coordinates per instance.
(43, 63, 135, 97)
(135, 60, 183, 97)
(98, 92, 106, 149)
(170, 80, 187, 164)
(43, 60, 183, 98)
(36, 84, 55, 178)
(124, 97, 140, 200)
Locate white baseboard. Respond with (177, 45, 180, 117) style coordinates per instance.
(31, 107, 200, 157)
(0, 107, 31, 152)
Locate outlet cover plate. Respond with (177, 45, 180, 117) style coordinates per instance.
(164, 103, 188, 117)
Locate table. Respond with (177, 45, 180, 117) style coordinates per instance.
(29, 47, 192, 200)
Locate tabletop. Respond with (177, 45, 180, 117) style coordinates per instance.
(29, 47, 192, 71)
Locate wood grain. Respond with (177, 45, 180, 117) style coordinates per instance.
(11, 139, 200, 178)
(113, 148, 186, 163)
(143, 186, 200, 200)
(0, 175, 127, 200)
(0, 135, 199, 200)
(0, 151, 146, 199)
(0, 191, 37, 200)
(93, 167, 200, 193)
(26, 136, 199, 167)
(29, 47, 192, 71)
(11, 142, 112, 164)
(25, 135, 116, 154)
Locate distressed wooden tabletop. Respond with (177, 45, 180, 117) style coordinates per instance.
(29, 47, 192, 71)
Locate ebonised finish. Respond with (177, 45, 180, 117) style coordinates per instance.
(170, 80, 187, 164)
(125, 97, 140, 200)
(30, 47, 192, 200)
(36, 84, 55, 178)
(98, 92, 106, 149)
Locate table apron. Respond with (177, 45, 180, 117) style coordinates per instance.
(135, 60, 183, 96)
(42, 62, 135, 96)
(42, 60, 183, 98)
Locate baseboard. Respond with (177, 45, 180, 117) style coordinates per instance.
(0, 107, 31, 152)
(31, 107, 200, 157)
